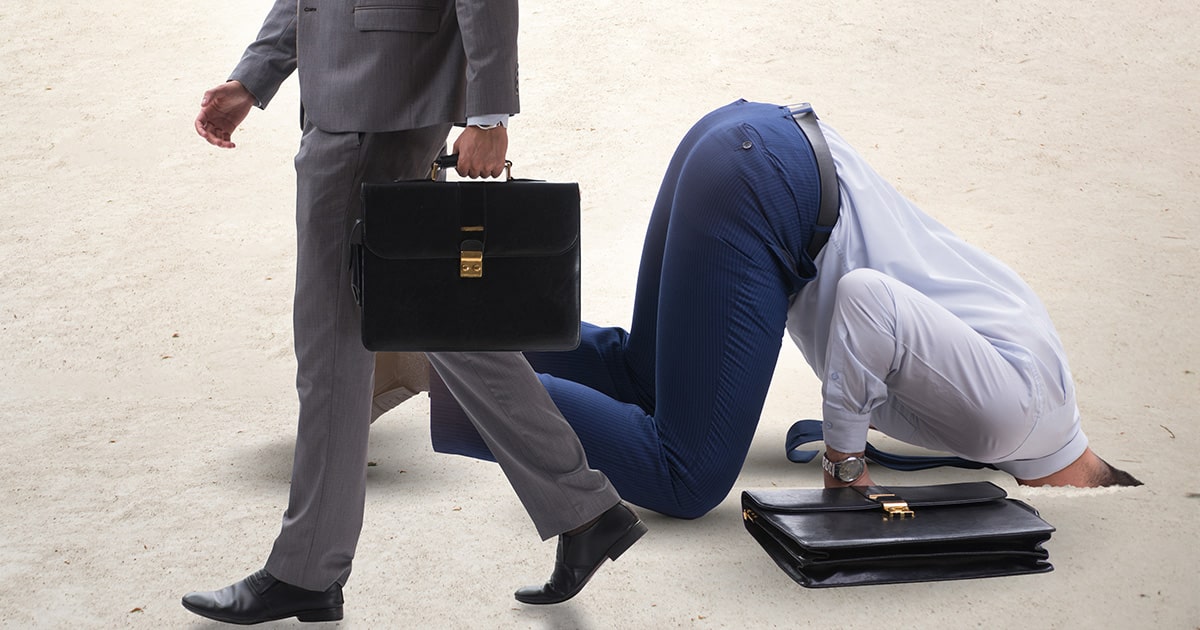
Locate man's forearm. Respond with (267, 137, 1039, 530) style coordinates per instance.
(455, 0, 520, 118)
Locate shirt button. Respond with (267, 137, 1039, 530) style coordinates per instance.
(741, 140, 753, 150)
(830, 372, 841, 382)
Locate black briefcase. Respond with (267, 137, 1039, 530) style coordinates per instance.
(350, 160, 581, 352)
(741, 482, 1055, 588)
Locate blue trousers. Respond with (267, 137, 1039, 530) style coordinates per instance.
(433, 101, 823, 518)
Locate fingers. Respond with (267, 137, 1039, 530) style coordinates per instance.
(195, 113, 236, 149)
(194, 81, 255, 149)
(452, 126, 508, 178)
(194, 115, 209, 140)
(194, 86, 239, 148)
(455, 160, 505, 179)
(452, 153, 499, 178)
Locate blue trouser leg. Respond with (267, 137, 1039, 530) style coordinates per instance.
(523, 323, 642, 405)
(526, 101, 821, 518)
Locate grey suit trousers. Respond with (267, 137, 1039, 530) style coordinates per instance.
(264, 120, 618, 591)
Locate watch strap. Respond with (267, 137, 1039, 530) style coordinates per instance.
(822, 453, 864, 483)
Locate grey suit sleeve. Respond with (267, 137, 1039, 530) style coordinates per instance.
(455, 0, 520, 118)
(229, 0, 299, 109)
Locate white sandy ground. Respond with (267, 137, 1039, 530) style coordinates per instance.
(1, 0, 1198, 627)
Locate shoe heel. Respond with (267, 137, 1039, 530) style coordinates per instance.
(606, 520, 648, 562)
(296, 607, 343, 623)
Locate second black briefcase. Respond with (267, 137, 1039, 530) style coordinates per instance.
(741, 482, 1055, 588)
(350, 162, 581, 352)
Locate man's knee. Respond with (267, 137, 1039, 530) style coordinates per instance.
(835, 268, 894, 309)
(831, 268, 899, 354)
(661, 489, 727, 520)
(663, 466, 746, 519)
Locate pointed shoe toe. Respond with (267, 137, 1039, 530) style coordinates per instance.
(181, 568, 344, 624)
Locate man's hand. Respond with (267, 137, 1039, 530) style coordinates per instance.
(195, 81, 256, 149)
(453, 125, 509, 178)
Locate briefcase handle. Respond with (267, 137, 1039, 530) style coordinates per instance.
(430, 154, 514, 181)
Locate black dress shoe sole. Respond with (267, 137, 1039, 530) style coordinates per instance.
(180, 599, 343, 625)
(515, 518, 648, 605)
(604, 519, 648, 563)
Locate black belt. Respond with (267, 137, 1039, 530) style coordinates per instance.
(788, 103, 840, 259)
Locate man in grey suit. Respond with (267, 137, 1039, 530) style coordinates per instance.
(182, 0, 646, 623)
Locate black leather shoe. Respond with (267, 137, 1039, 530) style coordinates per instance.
(181, 569, 344, 624)
(514, 502, 647, 605)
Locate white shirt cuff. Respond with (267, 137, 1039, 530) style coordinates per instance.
(466, 114, 510, 128)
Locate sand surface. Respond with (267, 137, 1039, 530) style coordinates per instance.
(1, 0, 1198, 627)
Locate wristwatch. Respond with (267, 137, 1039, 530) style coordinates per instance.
(822, 453, 866, 483)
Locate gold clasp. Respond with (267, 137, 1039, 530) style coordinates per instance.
(882, 500, 914, 519)
(743, 508, 757, 522)
(460, 250, 483, 278)
(870, 493, 915, 519)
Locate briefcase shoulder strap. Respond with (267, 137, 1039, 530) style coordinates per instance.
(786, 419, 998, 471)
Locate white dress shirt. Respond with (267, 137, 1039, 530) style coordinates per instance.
(785, 122, 1087, 478)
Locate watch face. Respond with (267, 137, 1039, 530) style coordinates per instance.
(837, 457, 865, 482)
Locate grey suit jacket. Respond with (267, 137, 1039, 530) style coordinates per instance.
(230, 0, 519, 133)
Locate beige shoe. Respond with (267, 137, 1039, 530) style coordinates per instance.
(370, 352, 431, 423)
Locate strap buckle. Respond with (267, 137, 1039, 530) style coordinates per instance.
(786, 102, 816, 117)
(868, 493, 915, 519)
